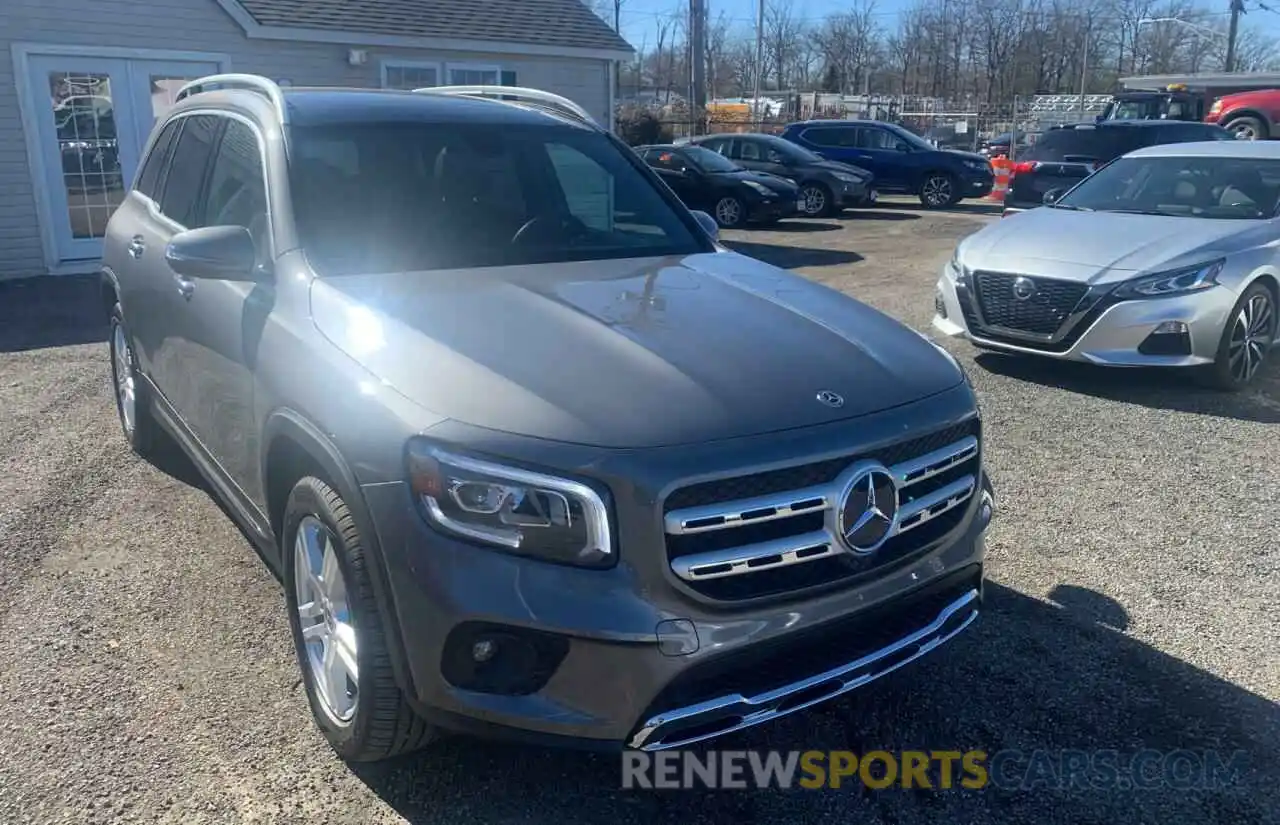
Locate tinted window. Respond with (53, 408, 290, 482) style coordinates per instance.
(135, 121, 180, 199)
(647, 148, 690, 172)
(699, 137, 730, 155)
(159, 115, 221, 227)
(289, 123, 705, 275)
(801, 127, 856, 148)
(737, 139, 765, 160)
(1024, 127, 1142, 163)
(1057, 155, 1280, 219)
(203, 120, 268, 250)
(684, 145, 739, 172)
(858, 126, 900, 150)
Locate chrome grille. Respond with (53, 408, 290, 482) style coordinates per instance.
(972, 271, 1088, 336)
(663, 420, 981, 600)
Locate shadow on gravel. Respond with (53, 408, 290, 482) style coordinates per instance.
(841, 210, 921, 222)
(349, 582, 1278, 824)
(0, 274, 106, 352)
(973, 352, 1280, 424)
(880, 201, 1002, 217)
(723, 241, 863, 270)
(761, 220, 843, 233)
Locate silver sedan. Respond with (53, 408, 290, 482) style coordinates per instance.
(933, 140, 1280, 389)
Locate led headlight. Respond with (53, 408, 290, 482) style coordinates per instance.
(1111, 260, 1225, 299)
(407, 441, 613, 568)
(743, 180, 773, 195)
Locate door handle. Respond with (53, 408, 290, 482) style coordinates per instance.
(174, 274, 195, 300)
(127, 236, 146, 259)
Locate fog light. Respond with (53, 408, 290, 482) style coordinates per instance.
(1138, 321, 1193, 356)
(1152, 321, 1189, 335)
(935, 290, 948, 319)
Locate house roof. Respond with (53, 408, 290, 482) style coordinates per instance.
(233, 0, 634, 55)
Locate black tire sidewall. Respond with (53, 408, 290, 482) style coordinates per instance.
(1207, 282, 1275, 391)
(108, 303, 153, 453)
(281, 478, 378, 757)
(1227, 117, 1266, 140)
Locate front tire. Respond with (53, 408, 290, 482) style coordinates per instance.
(283, 476, 438, 762)
(109, 302, 161, 457)
(799, 182, 835, 217)
(919, 173, 956, 209)
(1225, 116, 1268, 141)
(713, 195, 746, 228)
(1203, 282, 1276, 391)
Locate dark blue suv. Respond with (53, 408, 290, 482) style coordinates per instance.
(781, 120, 995, 208)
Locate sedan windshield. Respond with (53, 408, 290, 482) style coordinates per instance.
(1056, 155, 1280, 219)
(684, 145, 741, 173)
(288, 122, 707, 275)
(764, 137, 822, 163)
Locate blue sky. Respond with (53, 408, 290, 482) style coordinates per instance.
(613, 0, 1280, 54)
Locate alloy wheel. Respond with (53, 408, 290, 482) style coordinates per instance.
(1230, 122, 1259, 140)
(715, 197, 743, 227)
(294, 515, 359, 725)
(111, 323, 136, 435)
(801, 185, 826, 216)
(1227, 291, 1275, 384)
(923, 175, 953, 207)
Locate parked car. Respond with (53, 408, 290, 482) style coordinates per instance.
(103, 77, 996, 761)
(1001, 120, 1235, 215)
(635, 143, 800, 227)
(980, 131, 1030, 158)
(934, 140, 1280, 390)
(1205, 88, 1280, 140)
(781, 119, 994, 208)
(680, 132, 876, 217)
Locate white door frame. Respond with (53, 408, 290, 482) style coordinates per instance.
(12, 43, 232, 274)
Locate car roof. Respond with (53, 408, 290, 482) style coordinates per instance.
(1055, 119, 1213, 131)
(277, 87, 593, 129)
(1127, 139, 1280, 159)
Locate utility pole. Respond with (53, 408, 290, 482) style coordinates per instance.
(753, 0, 764, 125)
(1225, 0, 1245, 73)
(1077, 19, 1090, 118)
(689, 0, 707, 135)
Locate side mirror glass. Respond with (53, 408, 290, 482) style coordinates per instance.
(1043, 188, 1066, 205)
(690, 209, 719, 240)
(165, 225, 258, 280)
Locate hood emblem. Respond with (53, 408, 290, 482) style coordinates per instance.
(838, 465, 900, 553)
(816, 390, 844, 408)
(1012, 276, 1037, 301)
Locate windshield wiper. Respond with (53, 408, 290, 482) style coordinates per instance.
(1106, 208, 1175, 216)
(1049, 203, 1093, 211)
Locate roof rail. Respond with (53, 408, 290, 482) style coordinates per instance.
(413, 85, 601, 130)
(175, 74, 288, 124)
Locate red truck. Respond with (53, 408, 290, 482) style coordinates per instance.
(1204, 89, 1280, 140)
(1116, 73, 1280, 140)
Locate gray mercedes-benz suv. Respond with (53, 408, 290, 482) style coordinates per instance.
(101, 75, 996, 761)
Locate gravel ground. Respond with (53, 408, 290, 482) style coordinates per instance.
(0, 197, 1276, 824)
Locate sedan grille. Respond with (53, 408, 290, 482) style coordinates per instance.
(972, 271, 1089, 337)
(662, 419, 981, 601)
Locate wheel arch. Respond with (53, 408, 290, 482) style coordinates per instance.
(261, 408, 418, 698)
(1246, 271, 1280, 304)
(99, 267, 121, 320)
(1222, 109, 1272, 136)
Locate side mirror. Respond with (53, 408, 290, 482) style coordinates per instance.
(1042, 188, 1066, 205)
(690, 210, 719, 240)
(165, 225, 258, 280)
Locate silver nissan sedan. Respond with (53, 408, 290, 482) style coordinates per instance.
(933, 140, 1280, 390)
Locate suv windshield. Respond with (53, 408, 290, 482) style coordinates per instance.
(1056, 155, 1280, 218)
(289, 122, 707, 275)
(684, 145, 741, 173)
(1109, 97, 1165, 120)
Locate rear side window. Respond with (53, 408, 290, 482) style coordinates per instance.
(135, 121, 180, 199)
(1025, 128, 1140, 163)
(159, 115, 221, 227)
(699, 137, 730, 155)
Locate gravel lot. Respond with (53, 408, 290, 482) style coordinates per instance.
(1, 196, 1276, 824)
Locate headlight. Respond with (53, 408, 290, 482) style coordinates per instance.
(743, 180, 773, 195)
(407, 441, 613, 568)
(784, 177, 798, 185)
(948, 247, 968, 283)
(833, 172, 862, 184)
(1111, 260, 1225, 299)
(964, 160, 989, 172)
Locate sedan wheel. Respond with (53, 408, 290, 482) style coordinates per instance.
(1206, 283, 1276, 390)
(919, 174, 955, 209)
(800, 184, 829, 217)
(714, 196, 745, 228)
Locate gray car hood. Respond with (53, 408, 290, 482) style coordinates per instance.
(309, 252, 963, 448)
(960, 207, 1264, 281)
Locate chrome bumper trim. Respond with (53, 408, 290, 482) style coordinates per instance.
(628, 588, 980, 750)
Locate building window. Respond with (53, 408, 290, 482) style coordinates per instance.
(382, 60, 514, 90)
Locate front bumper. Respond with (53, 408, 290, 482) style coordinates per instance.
(834, 179, 874, 207)
(960, 174, 995, 199)
(361, 405, 993, 750)
(931, 265, 1237, 366)
(747, 196, 800, 222)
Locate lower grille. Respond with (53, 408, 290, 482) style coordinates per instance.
(972, 271, 1089, 336)
(662, 419, 981, 601)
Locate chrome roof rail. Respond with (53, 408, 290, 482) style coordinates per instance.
(413, 85, 601, 130)
(175, 74, 288, 124)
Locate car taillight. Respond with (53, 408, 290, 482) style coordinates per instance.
(1011, 161, 1038, 174)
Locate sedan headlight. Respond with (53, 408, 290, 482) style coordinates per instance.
(407, 441, 613, 568)
(1111, 260, 1225, 299)
(743, 180, 773, 195)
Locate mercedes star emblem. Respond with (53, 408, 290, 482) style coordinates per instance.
(816, 390, 845, 408)
(838, 465, 900, 553)
(1011, 276, 1037, 301)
